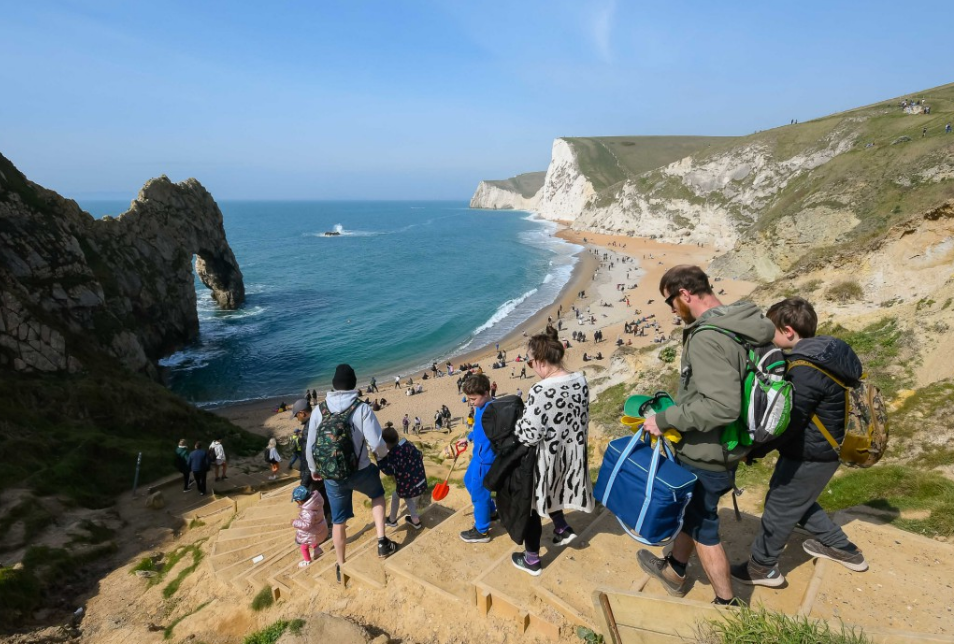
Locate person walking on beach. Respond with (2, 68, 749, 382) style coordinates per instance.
(460, 374, 496, 543)
(402, 413, 410, 435)
(639, 265, 775, 606)
(510, 332, 594, 576)
(188, 441, 211, 495)
(209, 438, 227, 481)
(306, 364, 398, 582)
(395, 376, 401, 389)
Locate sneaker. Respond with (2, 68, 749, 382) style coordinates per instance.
(385, 517, 399, 528)
(405, 516, 423, 530)
(552, 526, 577, 547)
(267, 475, 277, 480)
(802, 539, 869, 572)
(712, 597, 746, 607)
(221, 475, 228, 480)
(730, 559, 785, 587)
(377, 537, 399, 559)
(637, 550, 687, 597)
(512, 552, 542, 577)
(459, 527, 491, 543)
(335, 563, 342, 584)
(298, 560, 311, 569)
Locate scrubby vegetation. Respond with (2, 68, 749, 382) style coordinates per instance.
(825, 280, 865, 301)
(244, 618, 305, 644)
(0, 371, 266, 508)
(698, 606, 870, 643)
(251, 586, 275, 611)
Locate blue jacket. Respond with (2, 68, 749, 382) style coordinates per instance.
(468, 401, 495, 467)
(188, 448, 210, 473)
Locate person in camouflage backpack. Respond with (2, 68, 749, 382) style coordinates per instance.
(305, 364, 398, 580)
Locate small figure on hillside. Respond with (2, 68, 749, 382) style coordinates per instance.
(265, 438, 281, 480)
(922, 127, 928, 138)
(174, 439, 192, 492)
(288, 428, 304, 471)
(188, 441, 211, 496)
(291, 485, 328, 568)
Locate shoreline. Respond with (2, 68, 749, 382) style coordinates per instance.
(213, 226, 756, 441)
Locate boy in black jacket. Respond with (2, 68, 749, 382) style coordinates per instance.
(732, 297, 869, 587)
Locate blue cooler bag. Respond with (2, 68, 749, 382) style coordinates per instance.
(594, 429, 697, 546)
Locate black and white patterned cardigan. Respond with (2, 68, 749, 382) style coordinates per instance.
(514, 371, 595, 517)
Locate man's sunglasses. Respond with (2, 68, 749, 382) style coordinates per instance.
(664, 290, 681, 309)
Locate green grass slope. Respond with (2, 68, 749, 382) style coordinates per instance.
(564, 135, 736, 191)
(484, 171, 547, 198)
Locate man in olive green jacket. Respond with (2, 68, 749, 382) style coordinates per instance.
(641, 265, 775, 605)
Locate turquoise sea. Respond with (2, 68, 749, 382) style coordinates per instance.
(80, 200, 581, 406)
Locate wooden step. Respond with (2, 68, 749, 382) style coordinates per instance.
(210, 533, 289, 567)
(341, 504, 456, 589)
(473, 507, 606, 640)
(384, 504, 515, 605)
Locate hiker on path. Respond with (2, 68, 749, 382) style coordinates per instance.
(209, 439, 228, 482)
(305, 364, 398, 582)
(509, 331, 594, 576)
(291, 485, 329, 568)
(291, 399, 331, 523)
(732, 298, 868, 587)
(175, 439, 192, 492)
(188, 441, 211, 496)
(402, 414, 410, 435)
(640, 265, 775, 606)
(378, 425, 427, 530)
(460, 374, 497, 543)
(266, 438, 281, 479)
(288, 428, 304, 470)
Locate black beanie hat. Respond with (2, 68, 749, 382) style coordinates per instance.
(332, 364, 357, 391)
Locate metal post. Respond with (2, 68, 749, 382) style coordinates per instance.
(132, 452, 142, 496)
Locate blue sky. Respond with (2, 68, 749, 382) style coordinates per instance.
(1, 1, 950, 200)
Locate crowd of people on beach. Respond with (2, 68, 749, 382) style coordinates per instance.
(189, 263, 871, 606)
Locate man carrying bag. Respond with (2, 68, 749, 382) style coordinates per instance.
(641, 265, 775, 606)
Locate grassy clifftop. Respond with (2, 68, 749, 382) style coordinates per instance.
(484, 171, 547, 198)
(564, 135, 736, 191)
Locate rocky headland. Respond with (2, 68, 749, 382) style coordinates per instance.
(0, 152, 244, 379)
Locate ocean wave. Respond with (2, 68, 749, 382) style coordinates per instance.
(543, 273, 553, 284)
(159, 348, 227, 371)
(472, 288, 538, 336)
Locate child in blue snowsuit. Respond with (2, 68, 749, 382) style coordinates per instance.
(460, 373, 496, 542)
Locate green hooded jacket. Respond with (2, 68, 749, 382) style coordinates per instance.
(655, 301, 775, 471)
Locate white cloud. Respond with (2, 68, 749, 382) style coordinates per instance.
(591, 0, 616, 63)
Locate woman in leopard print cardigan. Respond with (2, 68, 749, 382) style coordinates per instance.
(511, 332, 594, 575)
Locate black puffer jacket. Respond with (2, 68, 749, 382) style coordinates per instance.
(777, 336, 862, 462)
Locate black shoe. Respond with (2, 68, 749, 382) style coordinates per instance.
(512, 552, 542, 576)
(405, 516, 423, 530)
(335, 564, 342, 584)
(552, 526, 577, 546)
(377, 538, 399, 559)
(712, 596, 746, 607)
(459, 527, 491, 543)
(730, 559, 785, 587)
(221, 475, 228, 480)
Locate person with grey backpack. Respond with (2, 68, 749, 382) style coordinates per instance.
(305, 364, 399, 583)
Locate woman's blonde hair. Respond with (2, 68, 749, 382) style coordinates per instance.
(267, 438, 277, 448)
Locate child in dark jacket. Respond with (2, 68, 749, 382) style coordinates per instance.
(378, 426, 427, 529)
(732, 297, 868, 588)
(291, 485, 329, 567)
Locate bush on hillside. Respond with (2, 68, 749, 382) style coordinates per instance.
(825, 280, 864, 301)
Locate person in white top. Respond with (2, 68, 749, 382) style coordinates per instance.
(209, 439, 227, 481)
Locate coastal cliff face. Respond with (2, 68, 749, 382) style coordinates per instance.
(471, 83, 954, 282)
(0, 152, 244, 377)
(469, 171, 546, 210)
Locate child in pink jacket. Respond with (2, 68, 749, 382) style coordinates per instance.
(291, 485, 329, 567)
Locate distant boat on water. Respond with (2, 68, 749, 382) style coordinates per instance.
(323, 230, 341, 236)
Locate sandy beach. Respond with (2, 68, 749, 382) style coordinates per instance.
(214, 228, 755, 459)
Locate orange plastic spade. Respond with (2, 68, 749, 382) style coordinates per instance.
(432, 440, 468, 501)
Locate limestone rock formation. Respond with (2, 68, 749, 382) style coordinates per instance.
(0, 152, 244, 377)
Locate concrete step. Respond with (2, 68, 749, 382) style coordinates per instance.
(384, 504, 515, 605)
(209, 533, 289, 567)
(239, 504, 298, 520)
(217, 539, 296, 586)
(228, 515, 295, 530)
(473, 507, 606, 640)
(236, 542, 307, 592)
(216, 526, 289, 543)
(187, 498, 237, 522)
(341, 504, 456, 589)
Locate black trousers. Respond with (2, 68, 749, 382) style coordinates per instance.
(192, 470, 207, 494)
(181, 469, 191, 490)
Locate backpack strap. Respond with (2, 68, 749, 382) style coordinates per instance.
(787, 359, 847, 455)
